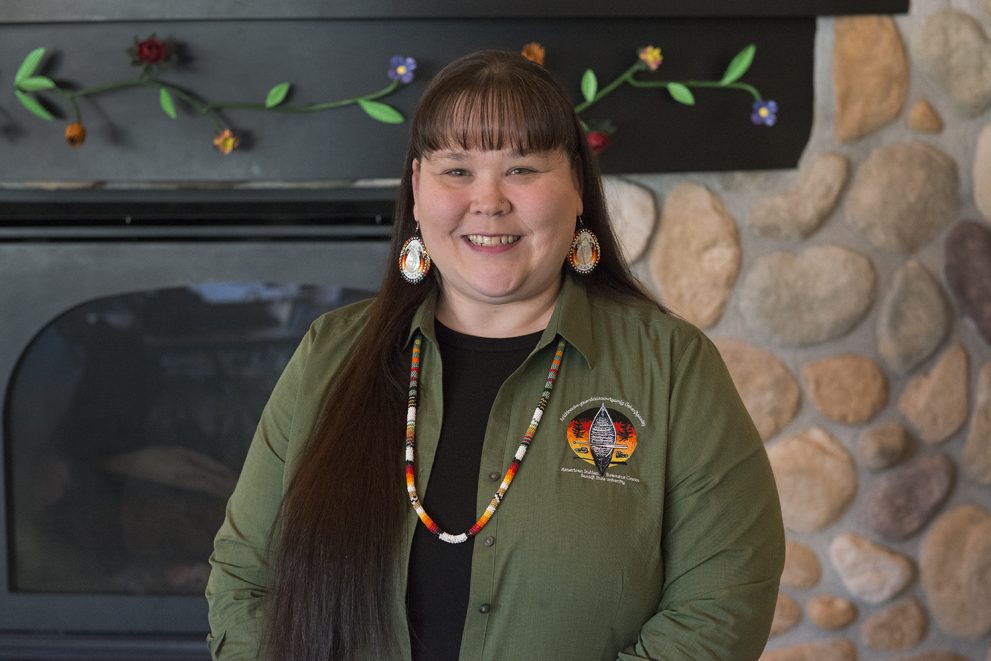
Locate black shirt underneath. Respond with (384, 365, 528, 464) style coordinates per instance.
(407, 322, 541, 661)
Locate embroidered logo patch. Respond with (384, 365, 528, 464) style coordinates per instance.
(565, 403, 639, 476)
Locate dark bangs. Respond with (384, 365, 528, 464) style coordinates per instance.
(411, 55, 580, 160)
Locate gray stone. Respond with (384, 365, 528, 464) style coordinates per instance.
(768, 428, 858, 533)
(946, 221, 991, 344)
(906, 98, 944, 133)
(974, 123, 991, 222)
(830, 532, 914, 603)
(877, 260, 952, 374)
(899, 344, 970, 444)
(649, 182, 740, 328)
(770, 592, 801, 637)
(714, 338, 800, 442)
(738, 245, 875, 347)
(747, 153, 848, 239)
(602, 176, 657, 263)
(846, 142, 959, 252)
(834, 16, 909, 141)
(857, 423, 910, 470)
(864, 452, 955, 541)
(920, 504, 991, 637)
(759, 639, 856, 661)
(782, 539, 821, 588)
(802, 354, 887, 424)
(964, 363, 991, 484)
(862, 597, 927, 651)
(911, 9, 991, 117)
(808, 595, 857, 630)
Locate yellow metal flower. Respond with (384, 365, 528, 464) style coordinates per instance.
(64, 122, 86, 148)
(521, 42, 546, 66)
(212, 128, 239, 155)
(638, 45, 663, 71)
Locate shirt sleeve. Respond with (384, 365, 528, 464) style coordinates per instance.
(617, 331, 785, 661)
(204, 323, 316, 660)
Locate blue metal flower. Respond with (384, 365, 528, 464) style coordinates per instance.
(388, 56, 417, 84)
(751, 99, 778, 126)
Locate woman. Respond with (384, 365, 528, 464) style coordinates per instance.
(206, 50, 784, 661)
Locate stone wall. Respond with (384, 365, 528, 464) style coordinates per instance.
(608, 0, 991, 658)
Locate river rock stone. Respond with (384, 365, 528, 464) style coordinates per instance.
(768, 428, 857, 532)
(782, 539, 821, 588)
(738, 245, 875, 347)
(907, 98, 944, 133)
(834, 16, 909, 141)
(974, 123, 991, 222)
(808, 595, 857, 630)
(857, 422, 910, 470)
(845, 142, 959, 252)
(759, 639, 856, 661)
(920, 504, 991, 637)
(897, 654, 969, 661)
(649, 182, 740, 328)
(964, 363, 991, 484)
(862, 597, 927, 651)
(877, 260, 951, 374)
(945, 221, 991, 343)
(747, 153, 848, 239)
(830, 532, 914, 603)
(803, 354, 887, 424)
(602, 176, 656, 263)
(864, 452, 955, 541)
(911, 10, 991, 117)
(899, 344, 969, 444)
(714, 338, 800, 441)
(770, 592, 802, 637)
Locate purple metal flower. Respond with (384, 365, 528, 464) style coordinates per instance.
(751, 99, 778, 126)
(388, 56, 417, 84)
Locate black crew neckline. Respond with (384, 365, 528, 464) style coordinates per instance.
(434, 320, 544, 353)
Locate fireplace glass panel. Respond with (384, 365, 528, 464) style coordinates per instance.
(6, 282, 371, 596)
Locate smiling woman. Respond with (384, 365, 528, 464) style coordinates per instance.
(206, 49, 785, 661)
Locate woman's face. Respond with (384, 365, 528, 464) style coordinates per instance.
(411, 147, 583, 311)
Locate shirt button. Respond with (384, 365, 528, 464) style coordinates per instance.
(483, 536, 495, 547)
(478, 603, 491, 614)
(488, 471, 500, 481)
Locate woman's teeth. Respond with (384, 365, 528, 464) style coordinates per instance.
(466, 234, 520, 246)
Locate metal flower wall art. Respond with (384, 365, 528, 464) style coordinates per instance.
(12, 36, 417, 153)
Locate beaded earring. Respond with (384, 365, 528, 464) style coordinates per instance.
(398, 222, 431, 284)
(568, 216, 601, 275)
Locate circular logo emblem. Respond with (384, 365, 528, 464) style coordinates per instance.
(566, 403, 638, 475)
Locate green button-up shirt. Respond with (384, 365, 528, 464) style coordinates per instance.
(206, 274, 784, 660)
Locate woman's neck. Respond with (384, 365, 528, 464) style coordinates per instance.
(434, 283, 560, 338)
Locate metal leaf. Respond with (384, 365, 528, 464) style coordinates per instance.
(358, 99, 404, 124)
(15, 90, 54, 121)
(15, 47, 45, 83)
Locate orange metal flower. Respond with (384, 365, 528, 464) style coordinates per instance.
(521, 42, 546, 66)
(212, 128, 239, 155)
(64, 122, 86, 148)
(638, 45, 663, 71)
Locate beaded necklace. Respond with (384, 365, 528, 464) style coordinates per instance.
(404, 331, 567, 544)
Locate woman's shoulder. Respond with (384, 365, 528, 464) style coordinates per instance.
(586, 287, 705, 346)
(308, 297, 377, 338)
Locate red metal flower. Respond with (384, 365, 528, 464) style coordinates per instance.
(129, 34, 173, 67)
(586, 130, 611, 154)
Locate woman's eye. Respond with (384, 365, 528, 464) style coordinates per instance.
(508, 167, 536, 175)
(443, 169, 469, 177)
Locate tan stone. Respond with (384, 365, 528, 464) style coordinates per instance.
(768, 428, 858, 533)
(862, 597, 927, 651)
(803, 354, 887, 424)
(912, 10, 991, 117)
(649, 182, 740, 328)
(857, 423, 910, 470)
(899, 344, 969, 444)
(964, 363, 991, 484)
(747, 153, 849, 239)
(830, 532, 914, 603)
(897, 652, 969, 661)
(714, 338, 800, 441)
(834, 16, 908, 142)
(782, 539, 821, 588)
(808, 594, 857, 630)
(976, 122, 991, 223)
(770, 592, 801, 637)
(759, 638, 856, 661)
(920, 504, 991, 637)
(602, 176, 657, 263)
(907, 98, 944, 133)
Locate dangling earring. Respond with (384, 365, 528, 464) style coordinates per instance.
(399, 222, 431, 284)
(568, 216, 600, 275)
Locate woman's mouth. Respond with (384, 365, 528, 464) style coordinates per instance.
(465, 234, 521, 246)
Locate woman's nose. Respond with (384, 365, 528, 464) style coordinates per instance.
(470, 178, 511, 217)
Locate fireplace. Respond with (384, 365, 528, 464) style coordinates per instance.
(0, 189, 393, 659)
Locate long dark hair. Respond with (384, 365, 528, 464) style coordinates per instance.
(264, 50, 657, 660)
